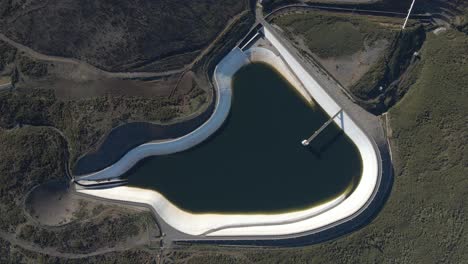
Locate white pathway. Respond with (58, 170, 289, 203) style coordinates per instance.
(77, 27, 379, 237)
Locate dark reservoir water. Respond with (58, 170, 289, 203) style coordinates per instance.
(126, 63, 362, 213)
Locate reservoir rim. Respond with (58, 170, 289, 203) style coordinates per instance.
(75, 27, 381, 238)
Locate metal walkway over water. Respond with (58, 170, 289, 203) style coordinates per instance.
(302, 110, 342, 146)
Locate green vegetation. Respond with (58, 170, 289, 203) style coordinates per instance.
(0, 2, 253, 258)
(0, 3, 252, 172)
(0, 235, 157, 263)
(17, 54, 48, 78)
(18, 209, 154, 254)
(0, 40, 16, 73)
(0, 0, 249, 72)
(4, 27, 463, 264)
(274, 11, 425, 113)
(0, 0, 254, 176)
(389, 30, 467, 187)
(0, 85, 206, 167)
(352, 26, 426, 109)
(194, 11, 255, 84)
(0, 126, 159, 258)
(164, 29, 467, 264)
(0, 1, 465, 261)
(0, 127, 66, 232)
(274, 12, 397, 58)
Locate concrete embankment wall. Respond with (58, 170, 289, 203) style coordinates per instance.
(78, 31, 380, 237)
(203, 27, 378, 236)
(76, 48, 249, 181)
(207, 28, 379, 237)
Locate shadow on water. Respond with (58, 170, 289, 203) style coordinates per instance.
(73, 93, 216, 175)
(124, 63, 363, 213)
(305, 127, 345, 159)
(120, 112, 234, 179)
(180, 112, 234, 155)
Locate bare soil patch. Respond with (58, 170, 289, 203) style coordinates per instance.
(25, 181, 78, 226)
(273, 10, 425, 113)
(286, 30, 390, 88)
(14, 53, 180, 101)
(47, 77, 179, 101)
(176, 71, 197, 95)
(320, 39, 389, 87)
(0, 76, 10, 85)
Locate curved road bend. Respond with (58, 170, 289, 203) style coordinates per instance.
(264, 3, 432, 21)
(0, 229, 154, 259)
(0, 33, 183, 79)
(0, 9, 248, 80)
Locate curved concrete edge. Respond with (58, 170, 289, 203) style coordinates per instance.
(76, 27, 380, 237)
(75, 48, 249, 181)
(78, 186, 347, 236)
(202, 27, 379, 236)
(243, 47, 313, 103)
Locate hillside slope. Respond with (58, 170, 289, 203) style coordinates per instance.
(0, 0, 247, 72)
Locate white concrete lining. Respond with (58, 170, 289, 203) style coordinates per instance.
(77, 27, 379, 237)
(76, 48, 249, 181)
(240, 32, 260, 50)
(79, 186, 347, 236)
(207, 27, 379, 236)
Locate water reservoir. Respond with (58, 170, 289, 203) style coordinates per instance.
(126, 63, 362, 213)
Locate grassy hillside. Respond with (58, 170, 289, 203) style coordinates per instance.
(274, 12, 398, 58)
(1, 26, 464, 264)
(0, 126, 158, 258)
(0, 0, 247, 72)
(351, 26, 426, 107)
(0, 127, 65, 232)
(0, 5, 255, 174)
(161, 29, 467, 264)
(273, 11, 425, 113)
(0, 2, 466, 262)
(0, 84, 207, 167)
